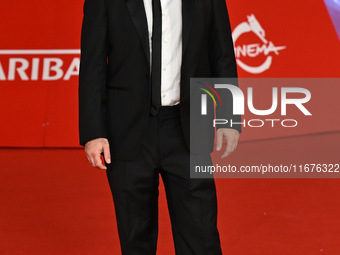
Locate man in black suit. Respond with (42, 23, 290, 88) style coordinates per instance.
(79, 0, 241, 254)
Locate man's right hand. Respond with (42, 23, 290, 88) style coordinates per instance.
(85, 138, 111, 170)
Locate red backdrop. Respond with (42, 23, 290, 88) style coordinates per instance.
(0, 0, 339, 147)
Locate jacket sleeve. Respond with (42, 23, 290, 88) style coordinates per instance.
(78, 0, 109, 146)
(209, 0, 242, 133)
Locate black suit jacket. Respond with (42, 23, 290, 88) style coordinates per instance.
(79, 0, 241, 160)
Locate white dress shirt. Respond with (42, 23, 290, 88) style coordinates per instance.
(143, 0, 182, 106)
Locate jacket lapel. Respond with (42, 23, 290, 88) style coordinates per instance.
(125, 0, 150, 65)
(182, 0, 196, 55)
(125, 0, 197, 65)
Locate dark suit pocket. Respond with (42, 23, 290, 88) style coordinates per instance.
(106, 87, 130, 96)
(106, 90, 132, 120)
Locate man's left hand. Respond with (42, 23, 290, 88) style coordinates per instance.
(216, 128, 240, 159)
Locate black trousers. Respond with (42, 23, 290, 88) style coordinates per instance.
(106, 105, 222, 255)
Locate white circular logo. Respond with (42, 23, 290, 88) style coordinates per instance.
(232, 14, 286, 74)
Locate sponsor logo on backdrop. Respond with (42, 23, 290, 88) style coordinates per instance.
(232, 15, 286, 74)
(0, 49, 80, 81)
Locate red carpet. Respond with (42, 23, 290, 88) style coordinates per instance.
(1, 132, 339, 254)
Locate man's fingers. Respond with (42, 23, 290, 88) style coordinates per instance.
(103, 144, 111, 164)
(86, 153, 95, 166)
(94, 155, 107, 170)
(234, 140, 239, 151)
(222, 138, 238, 159)
(216, 130, 224, 151)
(85, 138, 111, 169)
(221, 141, 233, 158)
